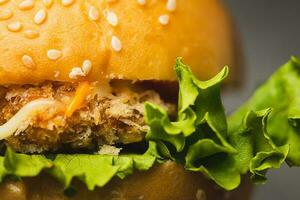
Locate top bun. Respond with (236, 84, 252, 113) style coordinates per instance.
(0, 0, 237, 84)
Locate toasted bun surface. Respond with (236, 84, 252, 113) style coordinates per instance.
(0, 161, 251, 200)
(0, 0, 236, 84)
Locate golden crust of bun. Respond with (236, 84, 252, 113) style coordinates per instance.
(0, 161, 252, 200)
(0, 0, 237, 84)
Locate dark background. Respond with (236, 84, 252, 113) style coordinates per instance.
(223, 1, 300, 200)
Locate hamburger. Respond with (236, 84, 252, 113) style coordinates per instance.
(1, 0, 297, 200)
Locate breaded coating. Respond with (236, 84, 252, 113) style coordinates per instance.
(0, 82, 174, 153)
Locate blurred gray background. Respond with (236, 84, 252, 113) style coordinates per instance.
(223, 0, 300, 199)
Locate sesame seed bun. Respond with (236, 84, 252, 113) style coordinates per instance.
(0, 161, 252, 200)
(0, 0, 238, 84)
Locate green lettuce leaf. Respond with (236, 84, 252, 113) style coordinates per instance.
(229, 57, 300, 166)
(0, 157, 7, 182)
(48, 155, 119, 190)
(4, 147, 52, 177)
(144, 59, 242, 190)
(228, 109, 289, 183)
(0, 144, 157, 191)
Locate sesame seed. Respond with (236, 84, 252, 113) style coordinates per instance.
(54, 70, 60, 78)
(69, 67, 85, 79)
(24, 30, 39, 39)
(21, 55, 36, 69)
(137, 0, 146, 5)
(47, 49, 62, 60)
(106, 73, 116, 79)
(138, 196, 144, 200)
(88, 6, 100, 21)
(166, 0, 176, 12)
(104, 10, 118, 26)
(43, 0, 54, 8)
(111, 36, 122, 52)
(7, 22, 22, 32)
(0, 9, 13, 20)
(34, 9, 47, 24)
(196, 189, 206, 200)
(158, 14, 169, 25)
(82, 60, 92, 75)
(18, 0, 34, 11)
(62, 0, 74, 6)
(0, 0, 9, 5)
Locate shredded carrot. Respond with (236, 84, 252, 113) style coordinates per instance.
(65, 81, 92, 117)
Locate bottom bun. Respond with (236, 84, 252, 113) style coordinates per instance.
(0, 161, 252, 200)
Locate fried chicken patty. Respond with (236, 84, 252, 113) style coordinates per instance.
(0, 82, 175, 153)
